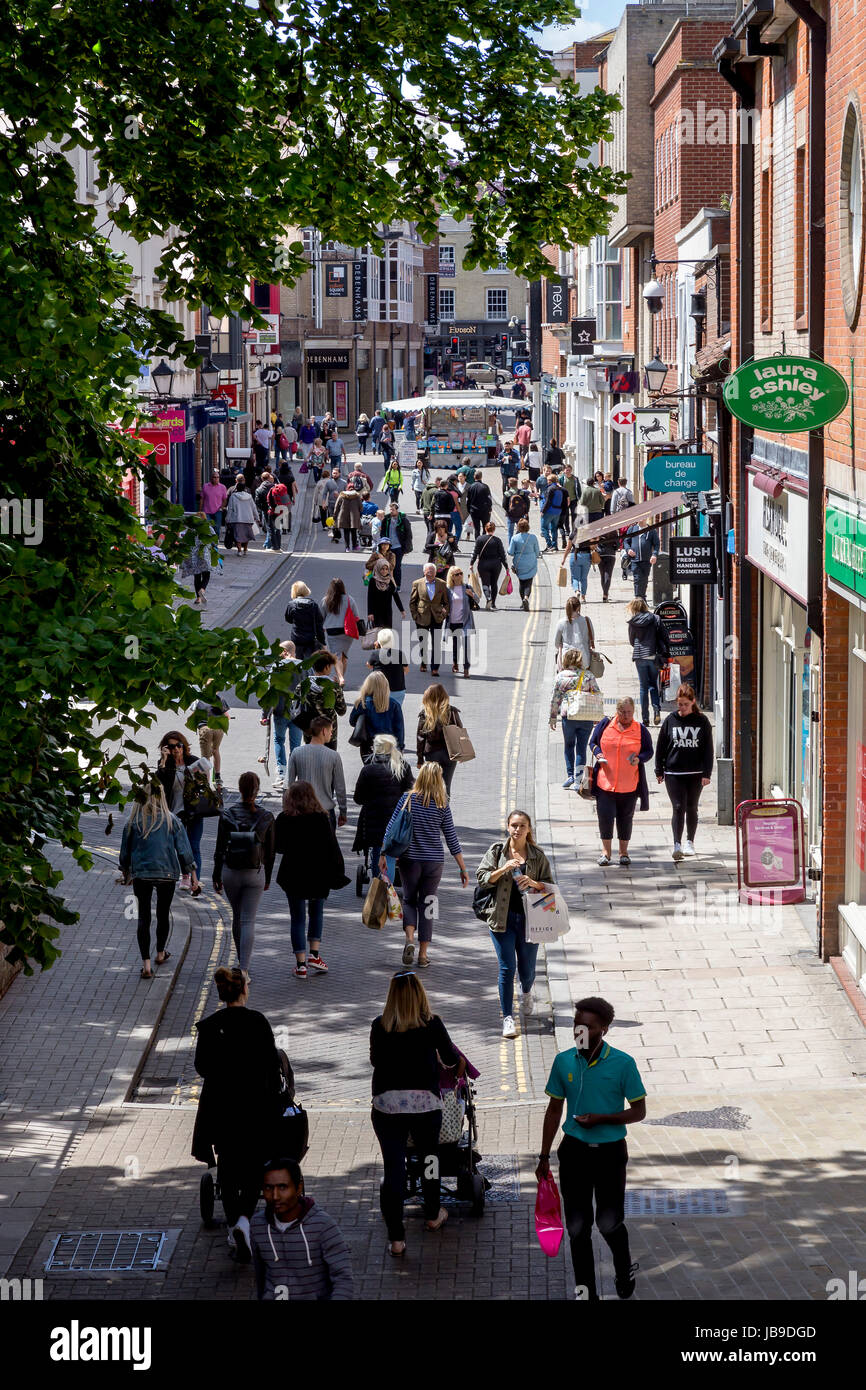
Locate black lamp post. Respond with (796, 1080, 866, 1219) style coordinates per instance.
(200, 357, 220, 393)
(151, 359, 175, 396)
(644, 354, 668, 394)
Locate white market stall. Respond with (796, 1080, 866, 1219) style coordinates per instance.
(380, 392, 525, 469)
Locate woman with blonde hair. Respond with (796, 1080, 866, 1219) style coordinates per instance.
(284, 580, 325, 659)
(445, 564, 476, 677)
(381, 762, 469, 968)
(370, 972, 465, 1255)
(119, 777, 196, 978)
(416, 682, 466, 795)
(349, 670, 404, 759)
(353, 733, 414, 883)
(549, 648, 603, 790)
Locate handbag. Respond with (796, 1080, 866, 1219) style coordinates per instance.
(468, 567, 482, 596)
(472, 879, 496, 921)
(223, 521, 235, 549)
(557, 566, 567, 588)
(438, 1089, 466, 1146)
(590, 547, 601, 565)
(535, 1174, 564, 1258)
(443, 722, 475, 763)
(499, 571, 513, 596)
(577, 760, 595, 799)
(523, 882, 571, 942)
(344, 604, 360, 639)
(299, 460, 309, 474)
(589, 650, 611, 679)
(362, 875, 388, 929)
(562, 672, 605, 724)
(348, 709, 368, 748)
(182, 766, 223, 819)
(381, 792, 413, 857)
(360, 627, 380, 650)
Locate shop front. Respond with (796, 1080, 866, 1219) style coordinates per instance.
(825, 493, 866, 992)
(746, 468, 822, 859)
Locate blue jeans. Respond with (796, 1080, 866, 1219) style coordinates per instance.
(635, 658, 661, 722)
(206, 510, 222, 537)
(490, 910, 539, 1017)
(506, 517, 515, 544)
(450, 510, 463, 542)
(273, 713, 303, 780)
(389, 690, 406, 708)
(287, 897, 324, 953)
(369, 845, 397, 882)
(185, 816, 204, 877)
(562, 719, 593, 779)
(541, 511, 560, 547)
(631, 561, 651, 597)
(569, 551, 591, 596)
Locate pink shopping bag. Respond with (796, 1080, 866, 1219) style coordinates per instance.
(534, 1173, 564, 1257)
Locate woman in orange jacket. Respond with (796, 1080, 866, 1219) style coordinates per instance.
(588, 697, 654, 867)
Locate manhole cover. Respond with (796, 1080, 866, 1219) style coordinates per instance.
(477, 1153, 521, 1203)
(646, 1106, 750, 1131)
(44, 1230, 179, 1274)
(625, 1188, 731, 1217)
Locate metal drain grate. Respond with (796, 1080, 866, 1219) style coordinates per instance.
(625, 1187, 731, 1217)
(646, 1106, 751, 1131)
(477, 1153, 522, 1204)
(45, 1230, 169, 1273)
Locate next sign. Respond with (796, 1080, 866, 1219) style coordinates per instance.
(644, 452, 713, 493)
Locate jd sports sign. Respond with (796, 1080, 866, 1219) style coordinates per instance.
(723, 355, 849, 432)
(260, 364, 282, 386)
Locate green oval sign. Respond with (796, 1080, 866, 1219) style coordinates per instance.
(723, 355, 849, 432)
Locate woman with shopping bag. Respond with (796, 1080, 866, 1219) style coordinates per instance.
(320, 577, 362, 680)
(416, 683, 466, 796)
(475, 809, 554, 1040)
(549, 650, 604, 790)
(470, 521, 509, 611)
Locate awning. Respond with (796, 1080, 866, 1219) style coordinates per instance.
(574, 492, 694, 545)
(381, 392, 521, 412)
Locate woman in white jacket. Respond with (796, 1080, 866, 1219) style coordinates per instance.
(553, 594, 593, 672)
(225, 478, 259, 556)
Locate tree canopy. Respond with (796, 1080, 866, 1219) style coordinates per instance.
(0, 0, 625, 971)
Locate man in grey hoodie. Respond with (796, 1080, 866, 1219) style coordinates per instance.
(251, 1159, 354, 1300)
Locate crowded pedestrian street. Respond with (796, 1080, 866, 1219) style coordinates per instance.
(2, 433, 865, 1311)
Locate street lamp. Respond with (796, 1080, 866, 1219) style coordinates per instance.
(644, 354, 668, 394)
(200, 357, 220, 393)
(151, 359, 175, 396)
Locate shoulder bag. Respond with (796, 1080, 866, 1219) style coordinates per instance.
(444, 722, 475, 763)
(182, 765, 223, 819)
(381, 792, 413, 857)
(563, 672, 605, 724)
(348, 709, 368, 748)
(472, 840, 503, 921)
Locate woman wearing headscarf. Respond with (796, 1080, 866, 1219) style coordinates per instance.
(366, 546, 405, 633)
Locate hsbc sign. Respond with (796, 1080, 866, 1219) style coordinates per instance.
(610, 406, 636, 434)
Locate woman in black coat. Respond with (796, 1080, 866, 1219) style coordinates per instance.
(470, 521, 509, 611)
(192, 966, 283, 1262)
(274, 781, 349, 977)
(284, 581, 326, 658)
(353, 734, 414, 882)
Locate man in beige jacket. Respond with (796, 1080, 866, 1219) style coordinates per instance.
(409, 563, 449, 675)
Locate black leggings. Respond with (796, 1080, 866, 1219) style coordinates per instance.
(371, 1107, 443, 1241)
(665, 773, 704, 843)
(595, 789, 638, 843)
(343, 527, 357, 549)
(133, 879, 175, 959)
(518, 577, 533, 600)
(450, 624, 471, 669)
(479, 564, 501, 602)
(216, 1145, 263, 1227)
(194, 570, 210, 593)
(598, 555, 615, 596)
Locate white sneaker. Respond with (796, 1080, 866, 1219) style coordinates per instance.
(683, 840, 696, 857)
(180, 874, 191, 891)
(272, 778, 285, 791)
(502, 1015, 518, 1039)
(672, 844, 684, 862)
(521, 988, 534, 1014)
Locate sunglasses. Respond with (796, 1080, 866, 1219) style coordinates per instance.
(165, 742, 182, 750)
(393, 970, 416, 979)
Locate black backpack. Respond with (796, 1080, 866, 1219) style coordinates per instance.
(223, 809, 269, 870)
(472, 842, 503, 921)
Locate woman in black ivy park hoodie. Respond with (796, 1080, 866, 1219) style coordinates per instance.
(654, 683, 714, 862)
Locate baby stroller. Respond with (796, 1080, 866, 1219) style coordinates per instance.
(405, 1066, 488, 1218)
(199, 1050, 308, 1228)
(359, 501, 380, 548)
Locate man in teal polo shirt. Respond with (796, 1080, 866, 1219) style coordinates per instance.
(536, 996, 646, 1301)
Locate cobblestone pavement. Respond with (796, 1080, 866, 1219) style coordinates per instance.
(3, 436, 866, 1301)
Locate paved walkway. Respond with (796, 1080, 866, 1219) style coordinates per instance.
(2, 445, 865, 1301)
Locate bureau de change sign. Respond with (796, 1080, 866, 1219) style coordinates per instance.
(644, 452, 712, 493)
(723, 355, 849, 432)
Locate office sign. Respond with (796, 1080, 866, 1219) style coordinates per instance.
(571, 317, 595, 355)
(723, 355, 849, 431)
(610, 405, 636, 434)
(306, 350, 350, 368)
(556, 377, 582, 392)
(439, 257, 456, 277)
(545, 275, 568, 324)
(670, 535, 717, 584)
(352, 260, 367, 321)
(644, 452, 713, 493)
(325, 263, 348, 297)
(426, 273, 439, 325)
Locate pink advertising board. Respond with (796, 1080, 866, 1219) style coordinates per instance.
(735, 799, 805, 905)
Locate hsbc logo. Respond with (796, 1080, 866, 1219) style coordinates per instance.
(611, 407, 636, 434)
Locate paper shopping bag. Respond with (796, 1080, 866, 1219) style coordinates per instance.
(523, 883, 571, 942)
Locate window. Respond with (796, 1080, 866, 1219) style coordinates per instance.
(594, 240, 621, 341)
(485, 243, 509, 272)
(486, 288, 509, 320)
(623, 248, 631, 307)
(439, 288, 455, 320)
(841, 99, 864, 328)
(761, 167, 773, 328)
(795, 147, 807, 320)
(439, 245, 455, 264)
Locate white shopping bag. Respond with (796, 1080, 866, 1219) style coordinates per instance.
(523, 883, 571, 942)
(664, 661, 682, 701)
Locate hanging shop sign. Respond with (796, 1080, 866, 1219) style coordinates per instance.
(634, 407, 673, 446)
(426, 274, 439, 325)
(570, 318, 595, 355)
(825, 499, 866, 601)
(745, 471, 809, 602)
(670, 535, 717, 584)
(352, 260, 368, 321)
(545, 276, 568, 324)
(198, 399, 229, 425)
(247, 314, 279, 347)
(136, 428, 171, 465)
(211, 384, 238, 408)
(260, 364, 282, 386)
(512, 358, 531, 378)
(723, 355, 849, 432)
(152, 408, 187, 444)
(610, 405, 636, 434)
(325, 264, 348, 297)
(644, 452, 713, 493)
(735, 798, 806, 905)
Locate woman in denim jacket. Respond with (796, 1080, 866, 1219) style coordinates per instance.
(120, 778, 196, 979)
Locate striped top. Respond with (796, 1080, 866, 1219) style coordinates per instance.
(386, 792, 461, 863)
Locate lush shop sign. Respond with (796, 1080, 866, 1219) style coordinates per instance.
(723, 355, 849, 432)
(826, 501, 866, 599)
